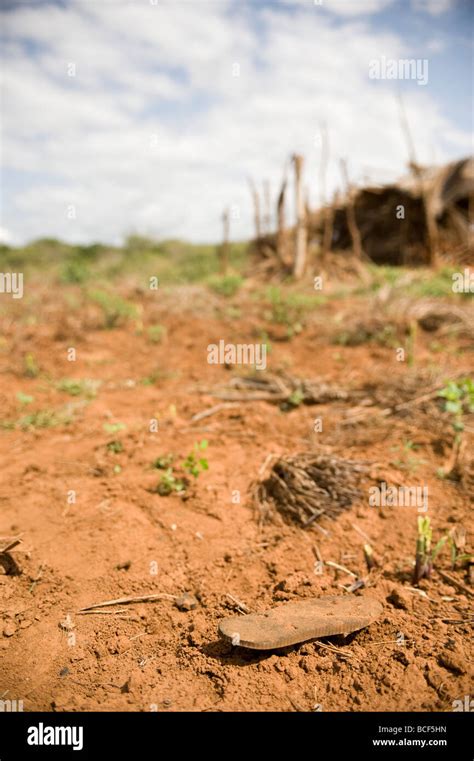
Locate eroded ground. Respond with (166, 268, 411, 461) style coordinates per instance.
(0, 278, 472, 712)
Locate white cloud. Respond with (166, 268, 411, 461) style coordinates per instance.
(0, 0, 469, 245)
(0, 226, 15, 245)
(318, 0, 394, 16)
(411, 0, 453, 15)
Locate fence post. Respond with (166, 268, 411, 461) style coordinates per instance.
(293, 154, 307, 278)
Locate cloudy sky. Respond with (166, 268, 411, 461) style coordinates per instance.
(0, 0, 472, 245)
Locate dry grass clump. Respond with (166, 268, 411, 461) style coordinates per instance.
(253, 452, 366, 527)
(209, 372, 349, 407)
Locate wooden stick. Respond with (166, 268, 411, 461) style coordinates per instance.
(191, 402, 240, 423)
(292, 154, 307, 278)
(0, 538, 22, 554)
(340, 159, 364, 259)
(276, 166, 289, 266)
(210, 390, 287, 402)
(79, 592, 177, 612)
(78, 610, 131, 616)
(322, 192, 336, 258)
(263, 179, 271, 234)
(325, 560, 358, 579)
(248, 178, 261, 239)
(314, 640, 358, 661)
(319, 121, 329, 207)
(226, 593, 251, 614)
(436, 569, 473, 598)
(219, 208, 230, 275)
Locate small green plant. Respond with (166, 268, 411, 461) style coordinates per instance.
(24, 353, 39, 378)
(103, 422, 126, 434)
(60, 259, 90, 284)
(16, 392, 34, 406)
(147, 325, 166, 344)
(413, 517, 448, 584)
(437, 378, 473, 477)
(208, 274, 243, 298)
(262, 287, 323, 338)
(225, 305, 241, 320)
(154, 441, 209, 496)
(56, 378, 100, 398)
(152, 454, 174, 469)
(390, 439, 426, 473)
(280, 387, 305, 411)
(156, 467, 186, 496)
(406, 267, 463, 299)
(107, 440, 123, 454)
(88, 289, 138, 328)
(183, 440, 209, 478)
(16, 407, 74, 430)
(438, 378, 474, 434)
(447, 526, 472, 569)
(405, 321, 417, 367)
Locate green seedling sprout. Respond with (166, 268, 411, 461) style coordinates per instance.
(24, 353, 39, 378)
(437, 378, 474, 477)
(157, 468, 186, 496)
(413, 517, 448, 584)
(155, 441, 209, 496)
(182, 440, 209, 478)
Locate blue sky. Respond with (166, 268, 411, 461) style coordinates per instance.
(0, 0, 472, 245)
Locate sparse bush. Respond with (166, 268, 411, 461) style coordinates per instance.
(263, 287, 322, 337)
(438, 378, 474, 433)
(24, 353, 39, 378)
(107, 440, 123, 454)
(147, 325, 166, 344)
(56, 378, 100, 398)
(103, 422, 126, 434)
(208, 274, 243, 298)
(88, 289, 137, 328)
(16, 392, 34, 406)
(60, 259, 90, 284)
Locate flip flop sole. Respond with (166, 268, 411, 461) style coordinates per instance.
(218, 595, 383, 650)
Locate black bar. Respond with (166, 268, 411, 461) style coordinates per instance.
(0, 711, 471, 759)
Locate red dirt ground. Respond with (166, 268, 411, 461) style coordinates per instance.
(0, 282, 472, 712)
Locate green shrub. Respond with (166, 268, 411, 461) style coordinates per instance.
(208, 274, 243, 298)
(147, 325, 166, 344)
(88, 289, 137, 328)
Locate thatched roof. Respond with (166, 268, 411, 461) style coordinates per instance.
(252, 157, 473, 268)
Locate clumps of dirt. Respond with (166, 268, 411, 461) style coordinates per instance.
(253, 452, 366, 527)
(205, 372, 350, 408)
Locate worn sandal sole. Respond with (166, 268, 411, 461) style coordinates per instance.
(218, 595, 383, 650)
